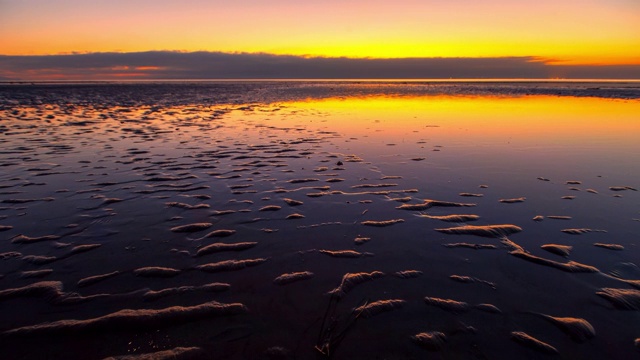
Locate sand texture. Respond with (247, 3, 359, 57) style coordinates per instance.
(0, 82, 639, 359)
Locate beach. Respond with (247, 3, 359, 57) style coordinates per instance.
(0, 81, 639, 359)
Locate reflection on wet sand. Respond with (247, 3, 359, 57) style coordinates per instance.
(0, 83, 639, 359)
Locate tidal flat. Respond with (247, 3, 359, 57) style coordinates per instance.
(0, 81, 639, 359)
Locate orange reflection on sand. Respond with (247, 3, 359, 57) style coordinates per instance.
(281, 95, 640, 147)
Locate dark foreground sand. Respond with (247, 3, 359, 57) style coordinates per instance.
(0, 82, 639, 359)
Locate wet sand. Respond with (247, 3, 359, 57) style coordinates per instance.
(1, 81, 639, 359)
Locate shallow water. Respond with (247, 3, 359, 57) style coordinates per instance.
(0, 82, 639, 359)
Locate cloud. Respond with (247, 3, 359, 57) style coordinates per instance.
(0, 51, 638, 80)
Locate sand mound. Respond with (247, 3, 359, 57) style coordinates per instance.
(418, 214, 480, 222)
(103, 346, 203, 360)
(596, 288, 640, 310)
(4, 301, 247, 335)
(170, 223, 213, 233)
(133, 267, 181, 278)
(273, 271, 314, 285)
(196, 258, 267, 272)
(435, 224, 522, 238)
(541, 244, 572, 257)
(510, 250, 599, 273)
(537, 314, 595, 343)
(397, 199, 476, 211)
(195, 242, 257, 257)
(78, 271, 120, 287)
(394, 270, 423, 279)
(412, 331, 447, 351)
(361, 219, 404, 227)
(424, 296, 469, 313)
(0, 281, 64, 301)
(328, 271, 385, 297)
(143, 283, 230, 301)
(354, 299, 405, 318)
(511, 331, 558, 354)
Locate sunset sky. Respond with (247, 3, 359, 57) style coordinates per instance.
(1, 0, 639, 80)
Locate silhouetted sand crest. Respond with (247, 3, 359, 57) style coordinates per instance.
(351, 183, 398, 189)
(143, 283, 229, 301)
(170, 223, 213, 233)
(133, 267, 181, 278)
(22, 255, 57, 265)
(4, 301, 247, 335)
(435, 224, 522, 238)
(287, 178, 319, 184)
(361, 219, 404, 227)
(394, 270, 423, 279)
(388, 196, 412, 202)
(419, 214, 480, 222)
(499, 197, 526, 203)
(0, 251, 22, 259)
(596, 288, 640, 310)
(259, 205, 281, 211)
(11, 234, 61, 244)
(424, 296, 469, 314)
(0, 281, 63, 301)
(474, 303, 502, 313)
(195, 242, 257, 257)
(541, 244, 573, 257)
(1, 197, 54, 204)
(353, 299, 406, 318)
(510, 250, 599, 272)
(196, 258, 267, 272)
(78, 271, 120, 287)
(547, 216, 572, 220)
(190, 229, 236, 241)
(443, 243, 497, 250)
(102, 346, 203, 360)
(319, 249, 371, 258)
(594, 243, 624, 250)
(511, 331, 558, 354)
(283, 198, 303, 206)
(273, 271, 314, 285)
(450, 275, 497, 289)
(20, 269, 53, 278)
(286, 213, 305, 219)
(211, 210, 236, 216)
(397, 199, 476, 211)
(534, 313, 596, 342)
(328, 271, 385, 297)
(354, 236, 371, 245)
(609, 186, 637, 191)
(70, 243, 101, 254)
(561, 228, 607, 235)
(165, 202, 210, 210)
(412, 331, 447, 351)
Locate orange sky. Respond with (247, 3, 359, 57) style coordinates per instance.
(1, 0, 639, 65)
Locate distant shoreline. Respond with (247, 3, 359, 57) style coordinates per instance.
(2, 78, 640, 85)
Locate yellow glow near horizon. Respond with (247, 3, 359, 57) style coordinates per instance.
(274, 95, 640, 143)
(1, 0, 639, 65)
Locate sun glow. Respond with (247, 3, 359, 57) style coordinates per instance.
(278, 95, 640, 144)
(1, 0, 638, 66)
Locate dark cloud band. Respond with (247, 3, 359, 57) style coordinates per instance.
(1, 51, 638, 80)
